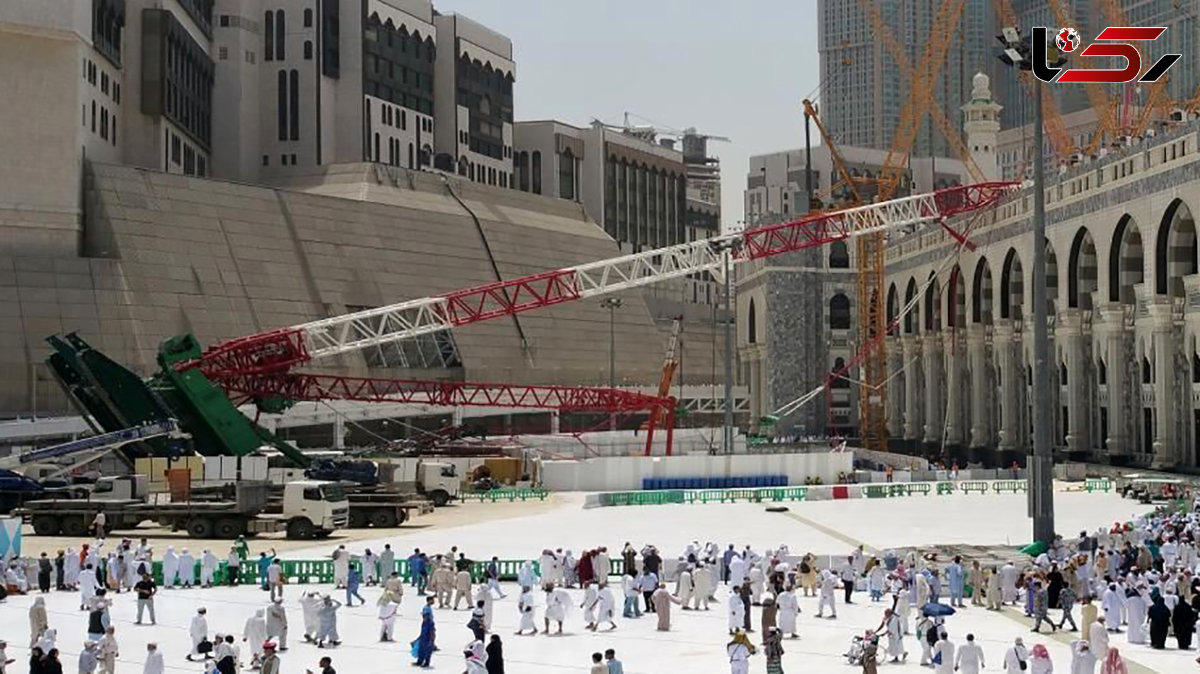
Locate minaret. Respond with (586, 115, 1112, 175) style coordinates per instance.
(961, 72, 1002, 181)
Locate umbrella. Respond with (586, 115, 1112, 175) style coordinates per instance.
(921, 602, 956, 617)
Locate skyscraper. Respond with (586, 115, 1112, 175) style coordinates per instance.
(816, 0, 993, 158)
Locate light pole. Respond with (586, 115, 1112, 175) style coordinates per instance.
(998, 26, 1065, 544)
(601, 297, 623, 430)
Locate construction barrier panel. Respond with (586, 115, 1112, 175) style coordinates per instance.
(959, 481, 989, 495)
(1085, 478, 1112, 493)
(460, 488, 550, 503)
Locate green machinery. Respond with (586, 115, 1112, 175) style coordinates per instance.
(45, 333, 311, 466)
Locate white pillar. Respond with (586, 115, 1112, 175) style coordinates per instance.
(903, 336, 922, 440)
(1061, 310, 1088, 454)
(967, 326, 989, 447)
(923, 334, 943, 444)
(943, 332, 964, 445)
(995, 322, 1019, 452)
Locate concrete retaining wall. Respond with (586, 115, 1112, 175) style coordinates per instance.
(540, 451, 853, 492)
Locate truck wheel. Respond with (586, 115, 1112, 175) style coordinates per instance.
(186, 517, 215, 538)
(214, 518, 245, 539)
(370, 509, 397, 528)
(287, 519, 314, 539)
(429, 490, 451, 507)
(62, 517, 87, 537)
(396, 509, 409, 526)
(32, 515, 61, 536)
(348, 510, 369, 528)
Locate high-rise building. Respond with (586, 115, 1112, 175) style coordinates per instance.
(816, 0, 992, 158)
(433, 11, 515, 188)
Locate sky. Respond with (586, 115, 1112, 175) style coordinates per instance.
(439, 0, 822, 229)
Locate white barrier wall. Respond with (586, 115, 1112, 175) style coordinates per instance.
(517, 428, 747, 459)
(540, 451, 854, 492)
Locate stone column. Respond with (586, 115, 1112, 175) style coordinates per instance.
(1060, 310, 1087, 453)
(333, 416, 346, 450)
(995, 322, 1018, 452)
(887, 336, 905, 438)
(1098, 304, 1129, 457)
(903, 336, 922, 440)
(943, 332, 964, 445)
(1150, 303, 1178, 467)
(923, 333, 944, 444)
(967, 325, 989, 447)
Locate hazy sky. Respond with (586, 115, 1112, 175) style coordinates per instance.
(440, 0, 821, 229)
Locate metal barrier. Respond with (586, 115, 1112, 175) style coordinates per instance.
(992, 480, 1028, 494)
(935, 482, 956, 495)
(959, 481, 989, 495)
(1085, 478, 1112, 493)
(460, 488, 550, 503)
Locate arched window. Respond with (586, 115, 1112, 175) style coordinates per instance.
(831, 358, 850, 389)
(1098, 359, 1107, 385)
(408, 143, 414, 169)
(829, 293, 851, 330)
(1143, 357, 1152, 384)
(303, 8, 313, 27)
(373, 133, 380, 162)
(748, 298, 757, 344)
(1060, 361, 1068, 386)
(531, 151, 542, 195)
(829, 241, 850, 268)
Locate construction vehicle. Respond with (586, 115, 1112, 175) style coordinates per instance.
(304, 458, 458, 506)
(15, 474, 349, 539)
(0, 421, 181, 513)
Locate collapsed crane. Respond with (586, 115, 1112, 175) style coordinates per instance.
(157, 182, 1014, 460)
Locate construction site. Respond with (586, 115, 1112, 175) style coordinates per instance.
(4, 0, 1200, 670)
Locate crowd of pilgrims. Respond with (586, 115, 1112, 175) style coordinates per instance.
(6, 506, 1200, 673)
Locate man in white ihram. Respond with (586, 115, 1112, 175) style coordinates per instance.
(954, 633, 984, 674)
(932, 630, 954, 674)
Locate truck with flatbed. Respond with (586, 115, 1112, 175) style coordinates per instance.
(305, 458, 461, 507)
(15, 474, 349, 539)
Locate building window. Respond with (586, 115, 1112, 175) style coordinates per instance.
(277, 69, 287, 140)
(218, 46, 228, 60)
(91, 100, 96, 132)
(113, 83, 120, 104)
(264, 10, 274, 60)
(303, 8, 313, 27)
(304, 40, 312, 60)
(275, 10, 285, 60)
(100, 107, 108, 140)
(748, 298, 757, 344)
(829, 241, 850, 268)
(101, 72, 109, 94)
(171, 134, 181, 164)
(531, 151, 542, 195)
(374, 133, 380, 162)
(829, 293, 851, 329)
(262, 155, 269, 166)
(110, 114, 116, 145)
(219, 14, 229, 27)
(289, 69, 299, 140)
(558, 149, 576, 200)
(401, 110, 407, 131)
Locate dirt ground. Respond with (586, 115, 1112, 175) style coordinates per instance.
(15, 492, 570, 557)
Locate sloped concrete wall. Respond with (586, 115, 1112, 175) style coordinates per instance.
(1, 162, 723, 415)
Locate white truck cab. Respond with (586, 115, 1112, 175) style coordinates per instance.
(281, 480, 350, 537)
(418, 462, 459, 506)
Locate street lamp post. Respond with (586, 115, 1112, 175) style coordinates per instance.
(997, 27, 1064, 544)
(601, 297, 623, 430)
(722, 247, 734, 455)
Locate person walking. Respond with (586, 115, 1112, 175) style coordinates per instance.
(28, 597, 48, 647)
(258, 643, 279, 674)
(1003, 637, 1029, 674)
(1059, 584, 1078, 631)
(134, 574, 156, 626)
(955, 634, 984, 674)
(344, 567, 364, 607)
(98, 627, 118, 674)
(266, 599, 288, 651)
(1032, 581, 1055, 633)
(142, 643, 163, 674)
(411, 598, 436, 668)
(268, 558, 285, 602)
(763, 627, 785, 674)
(603, 649, 623, 674)
(316, 596, 342, 648)
(378, 594, 398, 643)
(226, 547, 241, 587)
(726, 631, 755, 674)
(485, 635, 504, 674)
(186, 608, 208, 661)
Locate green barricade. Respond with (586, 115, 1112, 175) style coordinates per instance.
(1085, 478, 1112, 493)
(993, 480, 1027, 494)
(887, 484, 909, 497)
(908, 483, 932, 496)
(863, 485, 889, 498)
(959, 481, 989, 495)
(460, 487, 550, 503)
(935, 482, 956, 495)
